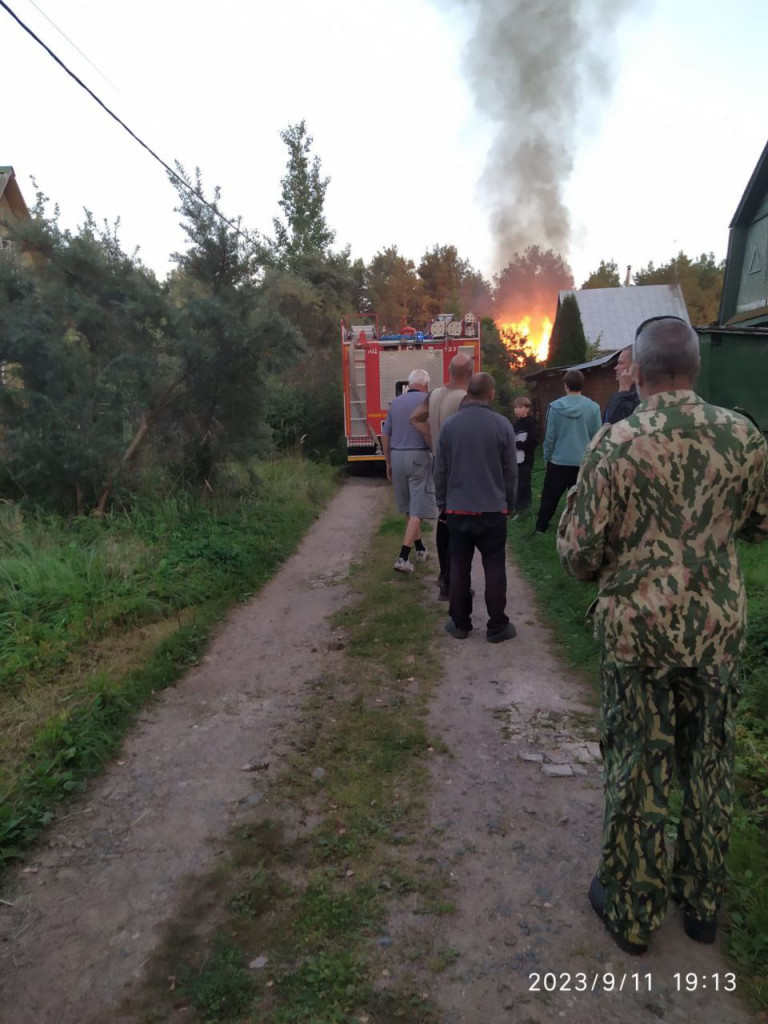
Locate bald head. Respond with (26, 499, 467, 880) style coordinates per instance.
(467, 372, 496, 402)
(634, 317, 699, 393)
(448, 352, 473, 384)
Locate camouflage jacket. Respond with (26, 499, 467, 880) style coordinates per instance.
(556, 390, 768, 666)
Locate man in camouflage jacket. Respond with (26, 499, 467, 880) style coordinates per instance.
(557, 315, 768, 955)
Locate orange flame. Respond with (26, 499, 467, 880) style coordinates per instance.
(498, 314, 552, 363)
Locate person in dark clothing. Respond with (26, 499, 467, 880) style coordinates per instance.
(434, 372, 518, 644)
(410, 352, 474, 600)
(603, 346, 640, 424)
(512, 396, 538, 513)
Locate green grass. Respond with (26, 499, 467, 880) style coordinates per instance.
(508, 463, 768, 1008)
(124, 509, 446, 1024)
(0, 459, 339, 866)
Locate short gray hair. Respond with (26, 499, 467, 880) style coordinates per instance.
(634, 317, 700, 384)
(408, 368, 430, 388)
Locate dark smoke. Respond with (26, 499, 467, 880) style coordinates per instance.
(436, 0, 642, 269)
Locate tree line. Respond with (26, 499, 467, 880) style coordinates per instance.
(0, 122, 725, 514)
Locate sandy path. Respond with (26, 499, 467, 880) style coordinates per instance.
(411, 555, 753, 1023)
(0, 478, 756, 1023)
(0, 477, 388, 1024)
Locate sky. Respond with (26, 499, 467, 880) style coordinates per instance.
(1, 0, 766, 293)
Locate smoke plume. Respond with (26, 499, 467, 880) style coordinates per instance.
(437, 0, 642, 269)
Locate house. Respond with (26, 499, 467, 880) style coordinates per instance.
(527, 285, 692, 426)
(554, 283, 691, 352)
(0, 166, 30, 242)
(695, 138, 768, 430)
(0, 166, 41, 269)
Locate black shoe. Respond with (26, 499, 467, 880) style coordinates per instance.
(444, 619, 471, 640)
(588, 877, 648, 955)
(682, 911, 717, 944)
(487, 622, 517, 643)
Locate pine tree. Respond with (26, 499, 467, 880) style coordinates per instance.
(271, 121, 335, 271)
(547, 294, 587, 367)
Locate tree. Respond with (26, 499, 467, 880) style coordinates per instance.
(547, 294, 587, 367)
(417, 245, 494, 321)
(270, 121, 335, 272)
(418, 244, 468, 318)
(364, 247, 425, 330)
(581, 259, 621, 289)
(0, 198, 172, 513)
(493, 246, 573, 317)
(633, 251, 725, 325)
(167, 166, 303, 484)
(479, 319, 529, 418)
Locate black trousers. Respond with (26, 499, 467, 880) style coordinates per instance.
(516, 461, 533, 511)
(436, 514, 450, 585)
(447, 512, 509, 634)
(535, 462, 579, 532)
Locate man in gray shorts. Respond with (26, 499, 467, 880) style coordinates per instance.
(381, 369, 437, 573)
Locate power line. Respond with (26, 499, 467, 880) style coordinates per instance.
(0, 0, 251, 245)
(22, 0, 118, 90)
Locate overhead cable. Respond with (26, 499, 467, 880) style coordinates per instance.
(0, 0, 249, 243)
(22, 0, 117, 89)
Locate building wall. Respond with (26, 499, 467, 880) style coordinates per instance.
(697, 331, 768, 432)
(737, 212, 768, 316)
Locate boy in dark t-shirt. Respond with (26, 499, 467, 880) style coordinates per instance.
(512, 396, 538, 513)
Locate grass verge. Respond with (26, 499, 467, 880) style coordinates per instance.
(0, 459, 338, 867)
(119, 510, 448, 1024)
(508, 465, 768, 1008)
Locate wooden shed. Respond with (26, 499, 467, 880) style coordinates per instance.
(524, 351, 621, 428)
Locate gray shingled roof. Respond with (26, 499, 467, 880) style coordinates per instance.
(560, 284, 690, 351)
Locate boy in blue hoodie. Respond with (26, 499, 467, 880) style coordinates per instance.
(534, 369, 601, 533)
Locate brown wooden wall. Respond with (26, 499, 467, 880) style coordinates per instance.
(527, 366, 617, 431)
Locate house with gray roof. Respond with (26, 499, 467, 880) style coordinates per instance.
(556, 283, 691, 352)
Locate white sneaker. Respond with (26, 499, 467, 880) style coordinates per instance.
(394, 556, 415, 574)
(415, 548, 428, 561)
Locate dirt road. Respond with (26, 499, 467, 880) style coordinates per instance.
(0, 478, 755, 1023)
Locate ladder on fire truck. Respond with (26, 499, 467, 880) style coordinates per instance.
(349, 344, 368, 437)
(347, 321, 376, 442)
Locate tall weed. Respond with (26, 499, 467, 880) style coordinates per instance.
(0, 459, 339, 864)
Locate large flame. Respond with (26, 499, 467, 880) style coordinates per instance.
(498, 314, 552, 363)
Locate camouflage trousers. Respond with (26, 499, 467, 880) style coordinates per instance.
(597, 660, 740, 945)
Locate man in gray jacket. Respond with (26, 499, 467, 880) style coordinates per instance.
(434, 372, 518, 643)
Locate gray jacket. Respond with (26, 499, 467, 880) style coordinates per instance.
(434, 403, 517, 513)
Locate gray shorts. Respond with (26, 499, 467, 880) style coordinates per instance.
(391, 449, 437, 518)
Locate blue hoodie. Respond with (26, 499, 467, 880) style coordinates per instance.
(543, 392, 601, 466)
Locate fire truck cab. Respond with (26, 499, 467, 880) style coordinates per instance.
(341, 313, 482, 465)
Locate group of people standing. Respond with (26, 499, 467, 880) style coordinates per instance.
(382, 354, 518, 643)
(381, 318, 768, 958)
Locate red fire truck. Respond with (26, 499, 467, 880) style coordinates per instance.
(341, 313, 482, 465)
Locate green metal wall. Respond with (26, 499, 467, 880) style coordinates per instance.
(698, 333, 768, 431)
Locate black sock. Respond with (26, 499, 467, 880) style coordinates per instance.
(414, 539, 425, 552)
(399, 545, 411, 561)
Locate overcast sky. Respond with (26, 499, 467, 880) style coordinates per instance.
(2, 0, 766, 289)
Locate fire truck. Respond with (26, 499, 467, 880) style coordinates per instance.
(341, 313, 482, 465)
